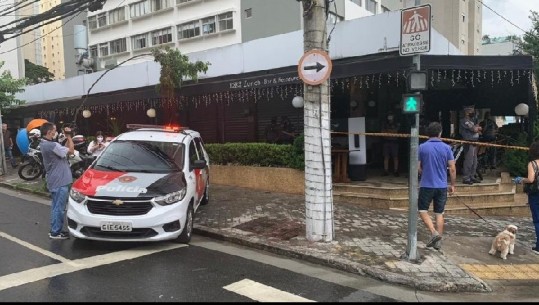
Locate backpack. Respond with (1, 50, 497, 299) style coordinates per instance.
(524, 161, 539, 194)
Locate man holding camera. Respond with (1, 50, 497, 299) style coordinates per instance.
(40, 122, 74, 240)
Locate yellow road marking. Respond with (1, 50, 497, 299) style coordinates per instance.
(460, 264, 539, 280)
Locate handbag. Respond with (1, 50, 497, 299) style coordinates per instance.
(524, 161, 539, 194)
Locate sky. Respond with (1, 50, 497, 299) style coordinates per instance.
(482, 0, 539, 37)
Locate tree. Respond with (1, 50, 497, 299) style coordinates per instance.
(24, 59, 54, 85)
(520, 11, 539, 75)
(0, 61, 26, 112)
(151, 46, 210, 99)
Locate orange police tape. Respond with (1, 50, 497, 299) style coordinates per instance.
(330, 131, 529, 151)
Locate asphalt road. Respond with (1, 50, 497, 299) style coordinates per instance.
(0, 188, 401, 302)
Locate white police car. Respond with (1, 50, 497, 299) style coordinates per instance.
(67, 124, 210, 244)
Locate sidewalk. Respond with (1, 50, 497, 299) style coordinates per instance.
(1, 166, 539, 293)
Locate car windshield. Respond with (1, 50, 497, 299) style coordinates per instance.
(93, 140, 184, 173)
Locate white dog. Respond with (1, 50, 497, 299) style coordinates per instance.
(488, 224, 518, 260)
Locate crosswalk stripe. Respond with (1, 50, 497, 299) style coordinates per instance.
(223, 279, 315, 302)
(0, 242, 187, 291)
(0, 231, 71, 263)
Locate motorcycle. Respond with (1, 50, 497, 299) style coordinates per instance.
(18, 134, 95, 181)
(18, 147, 44, 181)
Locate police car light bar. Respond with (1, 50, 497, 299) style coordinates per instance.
(126, 124, 187, 132)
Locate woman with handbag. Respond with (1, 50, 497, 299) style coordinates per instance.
(513, 141, 539, 255)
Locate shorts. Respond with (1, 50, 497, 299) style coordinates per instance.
(383, 142, 399, 158)
(418, 187, 447, 214)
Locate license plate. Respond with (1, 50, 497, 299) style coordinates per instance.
(100, 222, 132, 232)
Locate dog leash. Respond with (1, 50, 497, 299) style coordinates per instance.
(451, 194, 530, 248)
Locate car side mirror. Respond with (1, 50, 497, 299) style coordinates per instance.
(191, 159, 207, 171)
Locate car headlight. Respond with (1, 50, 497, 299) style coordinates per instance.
(155, 189, 186, 206)
(69, 189, 86, 204)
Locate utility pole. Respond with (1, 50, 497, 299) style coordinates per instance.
(301, 0, 334, 242)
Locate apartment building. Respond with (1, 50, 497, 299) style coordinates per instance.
(0, 0, 24, 79)
(18, 0, 87, 80)
(381, 0, 482, 55)
(86, 0, 373, 70)
(481, 35, 522, 56)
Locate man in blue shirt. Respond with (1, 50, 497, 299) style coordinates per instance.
(418, 122, 456, 250)
(40, 122, 74, 240)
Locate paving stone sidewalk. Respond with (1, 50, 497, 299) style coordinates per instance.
(192, 184, 538, 293)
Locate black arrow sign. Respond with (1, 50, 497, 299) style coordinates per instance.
(303, 62, 325, 72)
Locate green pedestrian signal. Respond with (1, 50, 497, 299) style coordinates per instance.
(401, 94, 422, 114)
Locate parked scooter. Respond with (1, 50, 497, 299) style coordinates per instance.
(69, 134, 95, 178)
(18, 146, 44, 181)
(18, 129, 45, 181)
(18, 132, 94, 181)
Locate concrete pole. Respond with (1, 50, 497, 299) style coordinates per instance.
(302, 0, 334, 242)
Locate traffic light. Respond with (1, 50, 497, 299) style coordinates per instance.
(401, 94, 422, 114)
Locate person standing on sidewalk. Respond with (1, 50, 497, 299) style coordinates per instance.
(40, 122, 74, 240)
(418, 122, 456, 250)
(512, 141, 539, 255)
(2, 123, 18, 168)
(459, 105, 482, 185)
(381, 112, 400, 177)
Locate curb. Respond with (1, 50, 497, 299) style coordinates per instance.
(0, 182, 51, 199)
(194, 226, 491, 293)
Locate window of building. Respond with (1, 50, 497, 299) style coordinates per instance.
(110, 38, 127, 54)
(151, 0, 170, 12)
(132, 33, 149, 50)
(244, 8, 252, 18)
(381, 5, 390, 12)
(218, 12, 233, 31)
(178, 21, 200, 39)
(176, 0, 193, 4)
(99, 43, 109, 56)
(97, 13, 107, 27)
(327, 12, 342, 25)
(462, 14, 466, 22)
(151, 28, 172, 45)
(89, 45, 98, 58)
(88, 16, 97, 29)
(366, 0, 376, 14)
(130, 0, 150, 18)
(109, 7, 126, 24)
(202, 16, 216, 35)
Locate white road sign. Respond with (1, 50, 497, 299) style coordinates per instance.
(297, 49, 333, 86)
(400, 4, 431, 56)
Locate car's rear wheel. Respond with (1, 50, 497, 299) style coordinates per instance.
(175, 204, 193, 244)
(200, 184, 209, 205)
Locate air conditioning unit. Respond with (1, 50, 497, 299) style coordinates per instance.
(104, 58, 117, 70)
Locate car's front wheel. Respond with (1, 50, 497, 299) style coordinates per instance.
(175, 204, 193, 244)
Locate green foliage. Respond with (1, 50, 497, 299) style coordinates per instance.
(0, 61, 26, 112)
(521, 11, 539, 74)
(498, 121, 539, 176)
(24, 59, 54, 85)
(151, 46, 210, 98)
(205, 141, 305, 170)
(289, 133, 305, 170)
